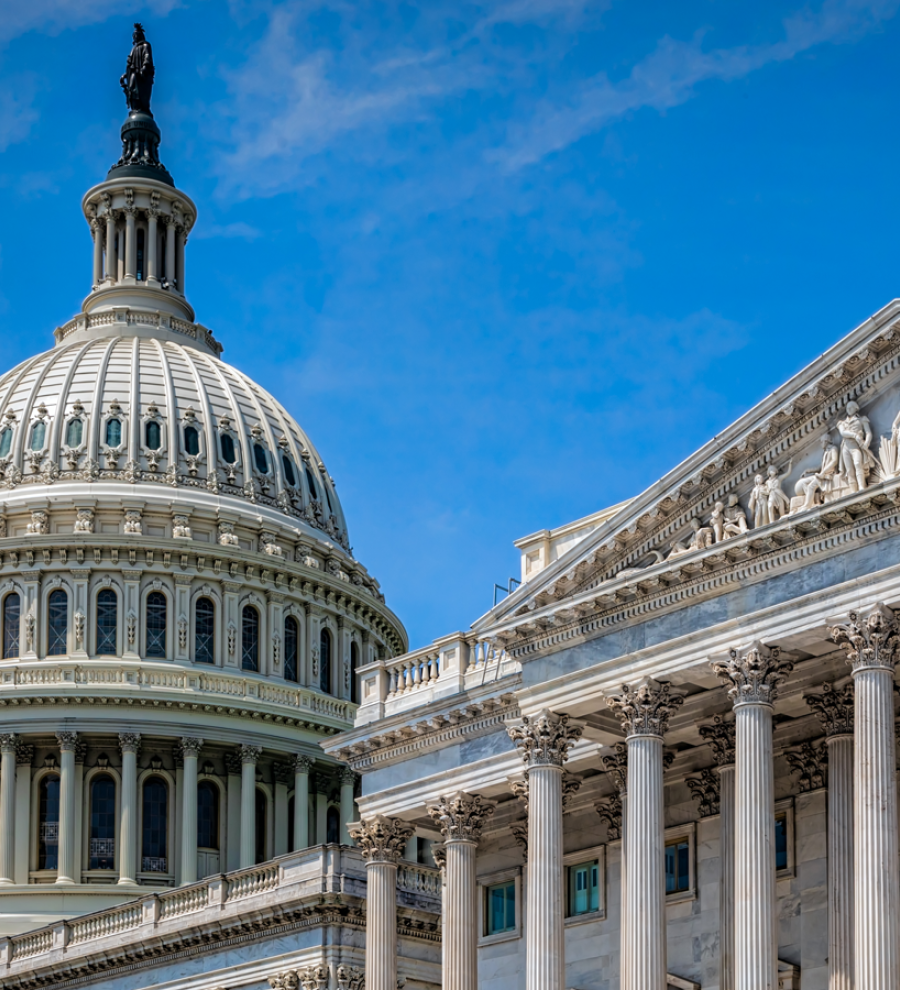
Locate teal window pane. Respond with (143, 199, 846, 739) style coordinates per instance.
(30, 422, 45, 451)
(0, 428, 12, 457)
(105, 418, 121, 446)
(665, 840, 690, 893)
(145, 421, 161, 450)
(65, 419, 83, 447)
(568, 860, 600, 916)
(486, 881, 516, 935)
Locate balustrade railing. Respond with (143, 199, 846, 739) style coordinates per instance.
(226, 862, 279, 901)
(159, 884, 208, 919)
(396, 863, 442, 896)
(69, 902, 142, 945)
(10, 930, 52, 960)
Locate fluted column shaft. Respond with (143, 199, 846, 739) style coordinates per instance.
(827, 734, 854, 990)
(0, 735, 16, 884)
(105, 212, 117, 283)
(118, 733, 140, 884)
(620, 790, 628, 990)
(124, 210, 136, 280)
(853, 665, 899, 987)
(339, 770, 356, 845)
(56, 731, 77, 884)
(240, 745, 261, 868)
(180, 738, 202, 884)
(91, 221, 103, 287)
(165, 218, 176, 285)
(146, 212, 158, 284)
(718, 764, 736, 990)
(624, 734, 666, 990)
(293, 756, 312, 851)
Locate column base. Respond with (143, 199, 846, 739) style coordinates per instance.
(117, 877, 138, 886)
(55, 877, 76, 885)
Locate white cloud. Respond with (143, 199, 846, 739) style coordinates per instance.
(193, 221, 263, 240)
(0, 0, 182, 45)
(0, 76, 39, 151)
(492, 0, 900, 170)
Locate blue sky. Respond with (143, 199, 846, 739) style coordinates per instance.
(1, 0, 899, 649)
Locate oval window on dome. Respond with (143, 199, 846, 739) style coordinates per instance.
(282, 454, 296, 487)
(253, 443, 269, 474)
(65, 419, 83, 448)
(0, 427, 12, 458)
(105, 418, 121, 447)
(145, 421, 161, 451)
(184, 425, 200, 456)
(30, 422, 46, 451)
(220, 433, 236, 464)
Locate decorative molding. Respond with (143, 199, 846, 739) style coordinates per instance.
(832, 602, 900, 672)
(607, 679, 683, 738)
(595, 792, 623, 841)
(427, 791, 496, 842)
(785, 739, 828, 792)
(601, 742, 628, 793)
(805, 682, 854, 736)
(506, 709, 583, 768)
(699, 715, 737, 767)
(712, 642, 793, 708)
(685, 767, 720, 817)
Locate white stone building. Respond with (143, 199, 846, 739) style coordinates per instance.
(5, 28, 900, 990)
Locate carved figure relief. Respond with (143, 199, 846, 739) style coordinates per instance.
(74, 509, 94, 534)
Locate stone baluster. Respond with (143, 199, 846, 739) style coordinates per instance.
(713, 642, 793, 990)
(507, 709, 583, 990)
(240, 744, 262, 868)
(349, 815, 415, 990)
(608, 680, 684, 990)
(805, 681, 855, 990)
(699, 715, 737, 990)
(55, 730, 78, 884)
(117, 732, 141, 885)
(832, 604, 900, 990)
(339, 768, 357, 846)
(427, 792, 495, 990)
(180, 737, 203, 884)
(0, 733, 16, 885)
(293, 755, 313, 851)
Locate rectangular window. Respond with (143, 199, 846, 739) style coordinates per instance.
(665, 839, 690, 894)
(486, 880, 516, 936)
(567, 859, 600, 916)
(775, 813, 788, 872)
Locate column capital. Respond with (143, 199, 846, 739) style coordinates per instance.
(595, 792, 623, 841)
(427, 791, 496, 842)
(292, 754, 314, 774)
(240, 744, 261, 765)
(785, 739, 828, 793)
(712, 642, 793, 708)
(602, 742, 628, 793)
(15, 742, 33, 766)
(805, 681, 854, 736)
(118, 732, 141, 756)
(0, 734, 16, 755)
(55, 730, 78, 752)
(338, 766, 358, 787)
(348, 815, 414, 864)
(699, 714, 737, 767)
(506, 709, 583, 768)
(832, 602, 900, 673)
(180, 737, 203, 759)
(685, 767, 721, 817)
(607, 678, 684, 737)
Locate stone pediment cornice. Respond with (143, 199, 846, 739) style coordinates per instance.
(481, 300, 900, 637)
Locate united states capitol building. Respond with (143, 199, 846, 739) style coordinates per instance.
(3, 24, 900, 990)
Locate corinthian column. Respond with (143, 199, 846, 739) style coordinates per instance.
(55, 730, 78, 884)
(607, 680, 684, 990)
(0, 734, 16, 885)
(339, 768, 358, 845)
(180, 737, 203, 884)
(349, 815, 415, 990)
(427, 792, 496, 990)
(713, 642, 793, 990)
(293, 755, 313, 851)
(507, 709, 583, 990)
(117, 732, 141, 885)
(832, 604, 900, 990)
(240, 744, 261, 868)
(699, 715, 737, 990)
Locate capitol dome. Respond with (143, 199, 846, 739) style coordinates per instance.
(0, 40, 406, 936)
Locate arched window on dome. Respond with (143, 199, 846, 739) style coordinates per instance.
(195, 597, 215, 664)
(65, 418, 83, 448)
(319, 628, 332, 694)
(47, 590, 68, 657)
(184, 425, 200, 457)
(88, 774, 116, 870)
(350, 641, 360, 704)
(105, 418, 122, 447)
(253, 443, 269, 475)
(197, 781, 219, 851)
(30, 421, 46, 451)
(242, 606, 259, 672)
(282, 454, 297, 487)
(284, 616, 299, 683)
(3, 592, 19, 659)
(255, 788, 267, 864)
(96, 588, 118, 656)
(38, 773, 61, 870)
(145, 421, 162, 451)
(0, 426, 13, 458)
(141, 777, 168, 874)
(145, 591, 167, 659)
(220, 433, 237, 464)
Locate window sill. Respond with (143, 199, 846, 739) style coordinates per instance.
(478, 929, 521, 947)
(564, 910, 606, 928)
(665, 888, 696, 906)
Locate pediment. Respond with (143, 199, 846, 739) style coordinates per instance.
(478, 299, 900, 644)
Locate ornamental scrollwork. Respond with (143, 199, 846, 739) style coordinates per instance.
(711, 642, 793, 707)
(607, 679, 683, 738)
(506, 709, 583, 768)
(785, 739, 828, 792)
(831, 603, 900, 672)
(685, 767, 720, 817)
(427, 791, 496, 842)
(698, 715, 736, 767)
(348, 815, 414, 864)
(595, 792, 623, 841)
(805, 681, 854, 736)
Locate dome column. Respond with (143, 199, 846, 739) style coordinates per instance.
(165, 216, 176, 288)
(180, 737, 203, 884)
(123, 199, 136, 283)
(293, 756, 312, 850)
(55, 730, 78, 884)
(146, 206, 159, 286)
(176, 226, 186, 294)
(240, 745, 261, 868)
(0, 734, 17, 885)
(118, 733, 140, 885)
(91, 219, 104, 289)
(105, 209, 118, 284)
(339, 768, 357, 845)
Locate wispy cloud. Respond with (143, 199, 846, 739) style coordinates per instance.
(193, 221, 263, 241)
(492, 0, 900, 170)
(0, 0, 182, 45)
(0, 75, 39, 152)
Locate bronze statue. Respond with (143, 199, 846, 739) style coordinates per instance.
(120, 23, 154, 115)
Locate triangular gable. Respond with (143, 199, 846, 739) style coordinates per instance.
(476, 298, 900, 638)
